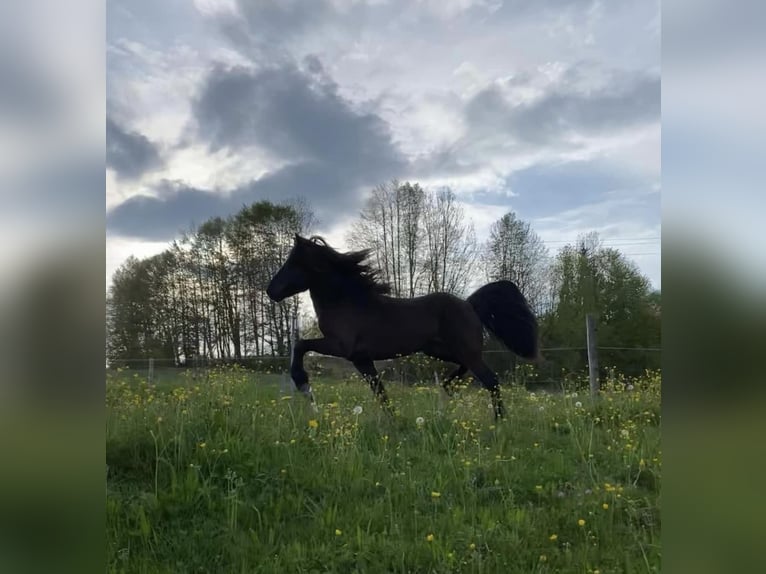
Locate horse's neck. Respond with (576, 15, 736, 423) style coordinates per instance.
(309, 275, 371, 311)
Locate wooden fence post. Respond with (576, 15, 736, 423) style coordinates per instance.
(586, 313, 600, 395)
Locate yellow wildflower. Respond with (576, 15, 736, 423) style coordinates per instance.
(308, 419, 318, 428)
(578, 519, 586, 527)
(426, 534, 434, 542)
(602, 503, 609, 510)
(335, 529, 342, 536)
(431, 491, 441, 498)
(549, 534, 558, 541)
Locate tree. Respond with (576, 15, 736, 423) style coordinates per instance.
(482, 211, 551, 314)
(348, 182, 478, 297)
(420, 187, 478, 296)
(106, 200, 316, 365)
(347, 180, 427, 297)
(543, 233, 661, 376)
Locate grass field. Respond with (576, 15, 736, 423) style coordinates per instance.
(106, 366, 661, 573)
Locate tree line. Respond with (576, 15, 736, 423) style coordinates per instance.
(107, 180, 660, 376)
(107, 200, 313, 366)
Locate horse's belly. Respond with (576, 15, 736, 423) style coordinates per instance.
(358, 318, 437, 359)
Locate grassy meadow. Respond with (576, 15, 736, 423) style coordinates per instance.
(106, 366, 661, 573)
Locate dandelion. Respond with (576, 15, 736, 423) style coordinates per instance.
(575, 401, 583, 408)
(308, 419, 319, 428)
(416, 416, 425, 426)
(539, 555, 547, 562)
(431, 491, 441, 498)
(602, 503, 609, 510)
(578, 519, 586, 527)
(469, 543, 476, 550)
(535, 485, 543, 491)
(198, 442, 207, 449)
(335, 529, 342, 536)
(549, 534, 558, 541)
(426, 534, 434, 542)
(352, 405, 363, 416)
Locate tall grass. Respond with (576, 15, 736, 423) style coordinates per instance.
(106, 367, 661, 573)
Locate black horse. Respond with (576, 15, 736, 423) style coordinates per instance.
(266, 234, 540, 419)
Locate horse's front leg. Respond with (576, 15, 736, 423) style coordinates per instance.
(290, 337, 347, 400)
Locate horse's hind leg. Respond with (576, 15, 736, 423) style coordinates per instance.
(465, 359, 506, 420)
(422, 343, 466, 396)
(351, 357, 392, 412)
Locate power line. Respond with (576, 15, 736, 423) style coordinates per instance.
(538, 237, 660, 245)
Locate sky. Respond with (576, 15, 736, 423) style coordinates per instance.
(106, 0, 661, 290)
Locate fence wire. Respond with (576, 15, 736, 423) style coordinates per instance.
(108, 344, 660, 391)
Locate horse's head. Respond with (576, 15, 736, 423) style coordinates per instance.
(266, 234, 313, 302)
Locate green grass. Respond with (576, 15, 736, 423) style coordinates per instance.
(106, 367, 661, 573)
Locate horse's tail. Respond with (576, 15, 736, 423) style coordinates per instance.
(467, 280, 541, 361)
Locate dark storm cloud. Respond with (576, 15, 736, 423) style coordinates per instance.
(464, 67, 660, 145)
(106, 163, 345, 241)
(106, 118, 164, 180)
(107, 61, 407, 239)
(191, 62, 401, 170)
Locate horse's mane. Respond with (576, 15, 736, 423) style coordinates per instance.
(302, 235, 391, 296)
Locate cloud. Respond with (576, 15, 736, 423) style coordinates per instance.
(108, 159, 387, 241)
(105, 59, 406, 240)
(105, 163, 339, 240)
(106, 117, 164, 180)
(505, 158, 657, 218)
(464, 64, 660, 147)
(190, 61, 402, 169)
